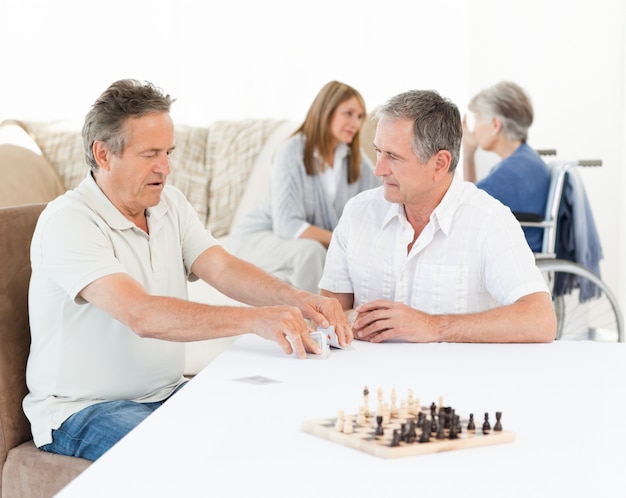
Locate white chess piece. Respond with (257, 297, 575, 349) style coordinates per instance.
(335, 410, 345, 432)
(383, 402, 391, 425)
(390, 388, 398, 416)
(357, 406, 367, 426)
(399, 400, 409, 420)
(343, 414, 354, 434)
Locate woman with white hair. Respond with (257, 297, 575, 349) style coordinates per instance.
(463, 81, 550, 252)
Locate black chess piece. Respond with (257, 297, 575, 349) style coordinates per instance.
(442, 406, 452, 429)
(405, 420, 417, 443)
(375, 415, 384, 436)
(417, 412, 424, 426)
(494, 411, 503, 431)
(419, 419, 431, 443)
(482, 412, 491, 434)
(448, 413, 458, 439)
(391, 429, 401, 447)
(448, 414, 460, 439)
(436, 417, 445, 439)
(467, 413, 476, 432)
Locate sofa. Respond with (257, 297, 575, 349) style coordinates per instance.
(0, 112, 378, 495)
(1, 119, 301, 496)
(0, 117, 301, 375)
(0, 202, 92, 498)
(0, 116, 378, 376)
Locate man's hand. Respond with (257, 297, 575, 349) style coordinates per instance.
(252, 305, 322, 359)
(353, 300, 433, 343)
(296, 292, 353, 348)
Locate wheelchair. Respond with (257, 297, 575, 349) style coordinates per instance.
(516, 156, 623, 342)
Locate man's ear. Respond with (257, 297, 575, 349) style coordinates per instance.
(93, 141, 111, 171)
(433, 149, 452, 177)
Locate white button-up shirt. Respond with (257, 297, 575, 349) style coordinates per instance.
(319, 173, 548, 313)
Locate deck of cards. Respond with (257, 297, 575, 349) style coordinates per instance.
(287, 325, 342, 359)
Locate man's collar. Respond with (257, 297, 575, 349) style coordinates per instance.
(380, 173, 461, 235)
(81, 173, 168, 230)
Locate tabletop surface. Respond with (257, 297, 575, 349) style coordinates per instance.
(56, 335, 626, 498)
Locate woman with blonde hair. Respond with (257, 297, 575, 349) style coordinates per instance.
(229, 80, 379, 293)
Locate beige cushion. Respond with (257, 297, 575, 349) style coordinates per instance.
(3, 441, 91, 498)
(0, 121, 66, 208)
(229, 120, 298, 229)
(21, 120, 85, 190)
(206, 119, 289, 237)
(168, 125, 210, 226)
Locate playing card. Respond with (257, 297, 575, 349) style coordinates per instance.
(286, 331, 330, 359)
(317, 325, 341, 349)
(234, 375, 281, 385)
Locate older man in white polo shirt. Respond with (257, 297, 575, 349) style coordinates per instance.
(25, 79, 350, 462)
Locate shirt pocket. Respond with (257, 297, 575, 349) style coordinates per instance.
(412, 263, 477, 314)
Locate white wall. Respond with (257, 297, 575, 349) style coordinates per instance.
(2, 0, 625, 312)
(468, 0, 625, 312)
(0, 0, 470, 123)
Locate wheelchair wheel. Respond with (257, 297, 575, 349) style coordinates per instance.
(537, 259, 624, 342)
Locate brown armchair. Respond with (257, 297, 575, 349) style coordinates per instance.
(0, 203, 91, 498)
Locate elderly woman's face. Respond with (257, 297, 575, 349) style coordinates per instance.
(471, 112, 498, 151)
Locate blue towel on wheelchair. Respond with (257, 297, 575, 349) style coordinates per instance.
(555, 167, 603, 301)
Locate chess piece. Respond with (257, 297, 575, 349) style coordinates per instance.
(335, 410, 344, 432)
(448, 414, 460, 439)
(390, 388, 398, 416)
(494, 411, 503, 431)
(343, 414, 354, 434)
(467, 413, 476, 432)
(391, 429, 401, 447)
(363, 386, 370, 417)
(436, 417, 445, 439)
(406, 420, 417, 443)
(482, 412, 491, 434)
(419, 419, 431, 443)
(375, 415, 384, 436)
(383, 402, 391, 425)
(407, 389, 415, 414)
(356, 406, 367, 426)
(399, 399, 409, 420)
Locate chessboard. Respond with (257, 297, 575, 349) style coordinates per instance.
(301, 387, 515, 459)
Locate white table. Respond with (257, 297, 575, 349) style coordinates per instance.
(57, 336, 626, 498)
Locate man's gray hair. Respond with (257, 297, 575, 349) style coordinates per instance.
(374, 89, 462, 172)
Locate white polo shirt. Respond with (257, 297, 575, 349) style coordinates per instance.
(25, 173, 219, 447)
(319, 173, 549, 313)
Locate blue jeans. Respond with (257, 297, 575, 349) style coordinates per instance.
(40, 382, 187, 461)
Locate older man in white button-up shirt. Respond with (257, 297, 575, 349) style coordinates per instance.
(320, 89, 556, 344)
